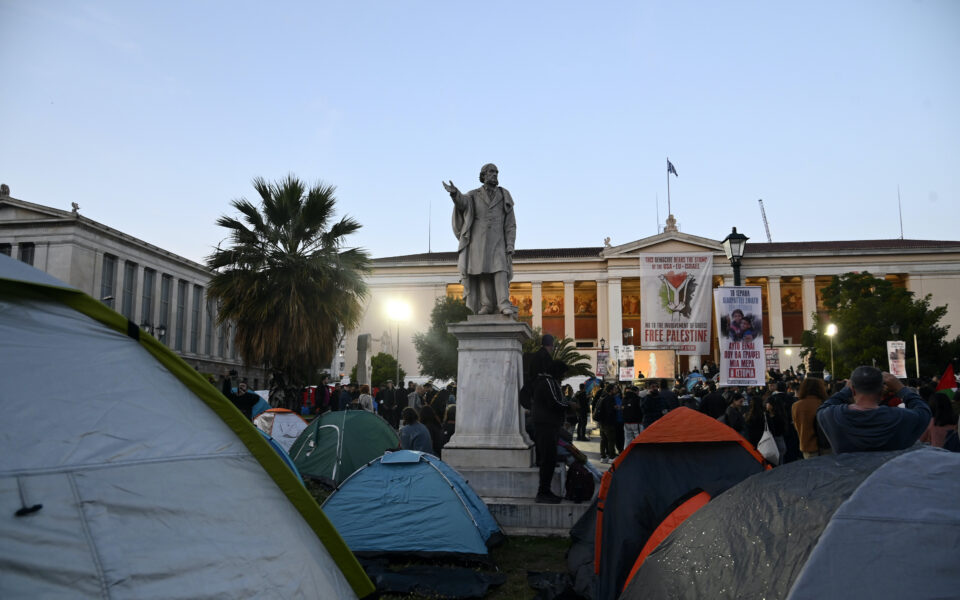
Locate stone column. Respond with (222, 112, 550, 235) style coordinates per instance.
(597, 279, 609, 346)
(607, 278, 623, 349)
(444, 315, 534, 469)
(563, 281, 575, 339)
(767, 277, 784, 345)
(802, 276, 817, 330)
(531, 281, 543, 331)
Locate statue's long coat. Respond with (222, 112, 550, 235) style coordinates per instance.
(451, 186, 516, 310)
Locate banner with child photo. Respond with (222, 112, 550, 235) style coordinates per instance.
(714, 286, 766, 387)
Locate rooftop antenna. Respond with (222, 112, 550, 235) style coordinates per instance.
(897, 185, 904, 240)
(758, 198, 773, 242)
(428, 198, 432, 253)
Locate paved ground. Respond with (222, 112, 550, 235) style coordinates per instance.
(569, 421, 613, 474)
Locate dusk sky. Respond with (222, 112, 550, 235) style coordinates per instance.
(2, 1, 958, 264)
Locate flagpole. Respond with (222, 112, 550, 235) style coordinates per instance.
(897, 185, 903, 240)
(656, 193, 660, 234)
(667, 158, 672, 216)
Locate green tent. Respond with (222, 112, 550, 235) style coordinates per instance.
(290, 410, 400, 487)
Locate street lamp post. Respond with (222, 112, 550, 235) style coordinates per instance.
(386, 299, 411, 385)
(826, 323, 837, 380)
(721, 227, 749, 286)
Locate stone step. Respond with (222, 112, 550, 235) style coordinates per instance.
(484, 495, 594, 537)
(458, 466, 565, 499)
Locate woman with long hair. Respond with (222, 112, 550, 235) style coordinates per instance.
(357, 384, 375, 412)
(792, 377, 829, 458)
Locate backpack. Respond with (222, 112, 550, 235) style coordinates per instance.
(565, 462, 595, 503)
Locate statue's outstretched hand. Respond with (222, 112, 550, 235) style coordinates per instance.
(442, 180, 460, 196)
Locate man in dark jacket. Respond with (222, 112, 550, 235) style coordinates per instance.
(622, 386, 643, 444)
(530, 335, 567, 504)
(700, 382, 726, 419)
(817, 366, 931, 453)
(574, 384, 590, 441)
(228, 381, 260, 421)
(641, 380, 669, 428)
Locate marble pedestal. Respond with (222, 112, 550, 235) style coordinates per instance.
(443, 315, 535, 470)
(444, 315, 589, 535)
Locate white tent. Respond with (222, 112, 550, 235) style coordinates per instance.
(254, 408, 309, 451)
(0, 255, 373, 599)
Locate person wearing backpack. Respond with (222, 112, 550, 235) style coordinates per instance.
(593, 384, 620, 463)
(622, 385, 643, 444)
(530, 335, 568, 504)
(792, 377, 831, 458)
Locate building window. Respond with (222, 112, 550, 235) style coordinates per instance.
(175, 280, 188, 351)
(160, 274, 173, 344)
(141, 268, 156, 326)
(205, 298, 215, 356)
(100, 254, 118, 308)
(18, 242, 35, 266)
(121, 261, 138, 320)
(190, 284, 203, 353)
(218, 320, 227, 358)
(0, 243, 11, 256)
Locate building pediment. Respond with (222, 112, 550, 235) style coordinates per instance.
(602, 230, 723, 257)
(0, 197, 75, 223)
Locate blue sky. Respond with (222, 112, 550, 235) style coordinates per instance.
(2, 1, 958, 263)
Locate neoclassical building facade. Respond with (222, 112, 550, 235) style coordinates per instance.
(349, 223, 960, 381)
(0, 191, 268, 385)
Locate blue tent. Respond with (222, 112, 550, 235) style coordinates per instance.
(322, 450, 504, 559)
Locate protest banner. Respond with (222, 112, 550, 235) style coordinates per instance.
(714, 286, 766, 386)
(887, 341, 907, 378)
(596, 350, 609, 377)
(765, 347, 780, 371)
(639, 253, 713, 355)
(618, 345, 635, 381)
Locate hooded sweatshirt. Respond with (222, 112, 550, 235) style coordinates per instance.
(816, 386, 930, 453)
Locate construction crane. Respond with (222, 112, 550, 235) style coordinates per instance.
(758, 198, 772, 242)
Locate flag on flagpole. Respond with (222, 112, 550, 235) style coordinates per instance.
(667, 159, 678, 177)
(935, 364, 956, 391)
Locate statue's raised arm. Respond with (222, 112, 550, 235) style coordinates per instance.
(442, 180, 460, 196)
(446, 163, 517, 318)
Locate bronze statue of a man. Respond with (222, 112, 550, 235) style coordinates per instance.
(443, 163, 517, 316)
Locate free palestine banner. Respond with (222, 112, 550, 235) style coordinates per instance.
(639, 253, 713, 355)
(714, 286, 766, 386)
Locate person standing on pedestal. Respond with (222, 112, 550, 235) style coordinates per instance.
(530, 334, 568, 504)
(443, 163, 517, 316)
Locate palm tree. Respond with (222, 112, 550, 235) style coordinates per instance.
(207, 175, 370, 394)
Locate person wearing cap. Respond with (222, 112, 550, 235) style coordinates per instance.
(530, 334, 568, 504)
(816, 366, 931, 453)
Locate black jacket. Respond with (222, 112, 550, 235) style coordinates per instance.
(531, 348, 566, 427)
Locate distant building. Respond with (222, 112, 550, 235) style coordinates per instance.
(345, 220, 960, 379)
(0, 189, 265, 386)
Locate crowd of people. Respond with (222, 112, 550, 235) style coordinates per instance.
(567, 361, 957, 467)
(217, 369, 460, 459)
(218, 344, 958, 505)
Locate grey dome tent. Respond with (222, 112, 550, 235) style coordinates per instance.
(0, 255, 374, 599)
(623, 446, 960, 600)
(289, 409, 399, 487)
